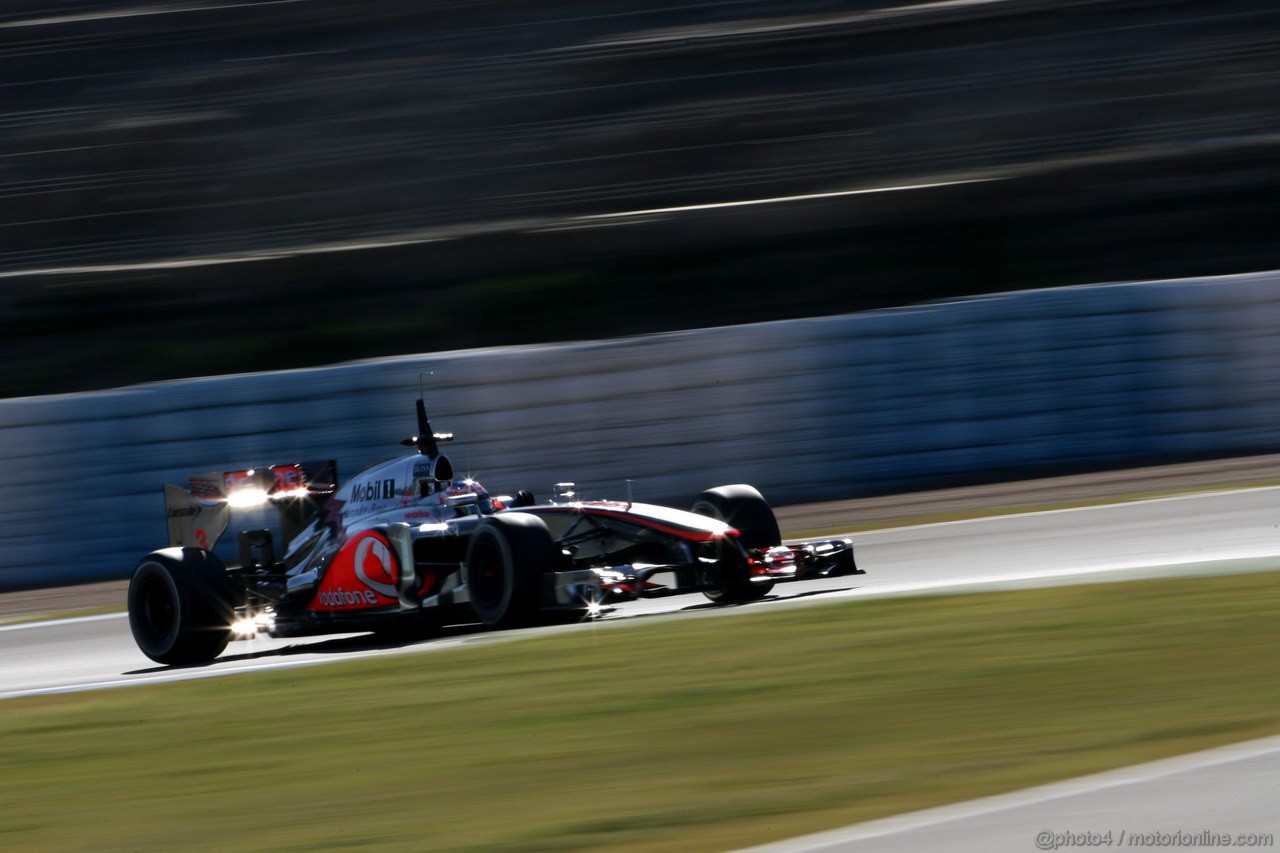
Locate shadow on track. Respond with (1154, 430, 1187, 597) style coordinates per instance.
(124, 583, 865, 674)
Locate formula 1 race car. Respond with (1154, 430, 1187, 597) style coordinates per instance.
(128, 399, 860, 664)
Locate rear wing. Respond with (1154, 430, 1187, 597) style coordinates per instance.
(164, 460, 338, 550)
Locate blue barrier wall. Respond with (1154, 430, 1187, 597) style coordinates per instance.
(2, 271, 1278, 588)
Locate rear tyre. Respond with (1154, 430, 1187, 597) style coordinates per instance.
(464, 513, 555, 628)
(692, 484, 781, 603)
(128, 548, 236, 665)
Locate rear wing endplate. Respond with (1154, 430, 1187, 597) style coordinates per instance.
(164, 460, 337, 549)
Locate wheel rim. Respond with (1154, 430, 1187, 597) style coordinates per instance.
(136, 571, 177, 642)
(468, 537, 506, 611)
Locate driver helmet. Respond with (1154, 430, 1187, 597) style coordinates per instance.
(441, 478, 495, 515)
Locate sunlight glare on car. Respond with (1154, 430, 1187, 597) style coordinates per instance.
(226, 487, 271, 508)
(231, 616, 258, 637)
(231, 611, 275, 638)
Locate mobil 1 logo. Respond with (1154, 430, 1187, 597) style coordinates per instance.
(351, 478, 395, 503)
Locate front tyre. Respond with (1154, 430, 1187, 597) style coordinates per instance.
(692, 484, 782, 603)
(128, 548, 236, 665)
(464, 513, 555, 628)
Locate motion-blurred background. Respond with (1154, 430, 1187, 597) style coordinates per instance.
(3, 0, 1278, 399)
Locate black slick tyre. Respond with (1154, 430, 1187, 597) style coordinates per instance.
(128, 548, 236, 665)
(691, 484, 782, 602)
(464, 513, 555, 628)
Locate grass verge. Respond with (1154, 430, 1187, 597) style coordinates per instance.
(2, 572, 1278, 851)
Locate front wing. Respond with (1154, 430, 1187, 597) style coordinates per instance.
(549, 537, 861, 606)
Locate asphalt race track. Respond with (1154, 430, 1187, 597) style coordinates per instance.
(3, 486, 1278, 701)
